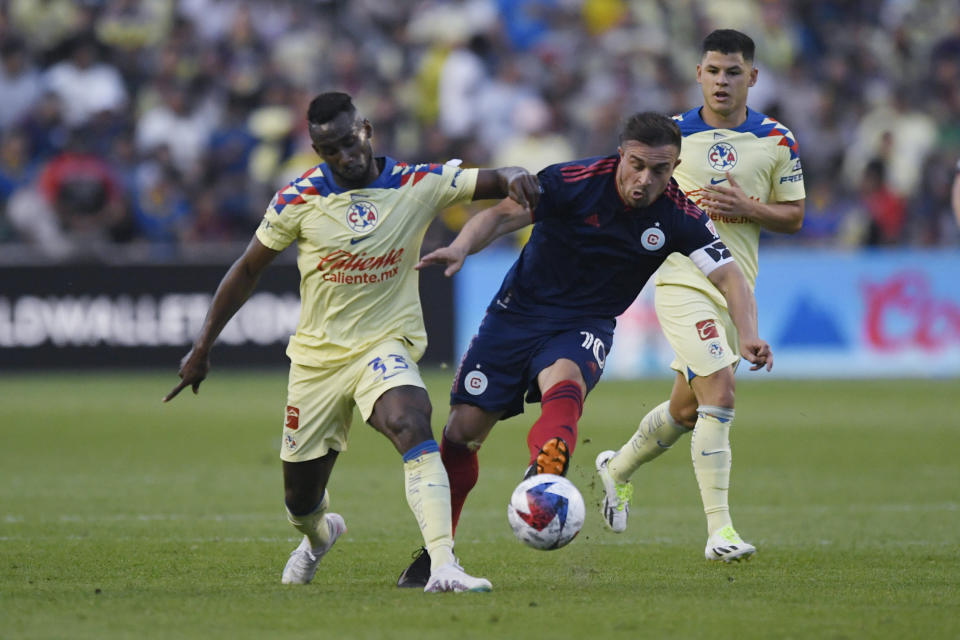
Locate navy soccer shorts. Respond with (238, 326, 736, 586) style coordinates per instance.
(450, 310, 614, 419)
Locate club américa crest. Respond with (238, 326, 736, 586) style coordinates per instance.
(707, 141, 738, 171)
(346, 201, 379, 233)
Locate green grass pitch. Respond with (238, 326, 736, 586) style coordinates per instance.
(1, 370, 958, 639)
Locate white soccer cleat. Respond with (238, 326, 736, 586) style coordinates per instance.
(281, 513, 346, 584)
(704, 525, 756, 563)
(424, 561, 492, 593)
(596, 450, 633, 533)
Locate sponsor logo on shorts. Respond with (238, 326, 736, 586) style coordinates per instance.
(464, 370, 488, 396)
(285, 405, 300, 430)
(708, 341, 725, 359)
(696, 320, 720, 341)
(641, 227, 666, 251)
(284, 433, 297, 450)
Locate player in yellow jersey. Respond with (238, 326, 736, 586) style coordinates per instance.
(596, 30, 805, 562)
(163, 91, 539, 592)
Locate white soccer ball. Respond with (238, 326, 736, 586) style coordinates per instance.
(507, 474, 585, 550)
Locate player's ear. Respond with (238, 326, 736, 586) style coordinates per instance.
(617, 145, 624, 159)
(696, 64, 702, 83)
(748, 66, 758, 87)
(361, 118, 373, 139)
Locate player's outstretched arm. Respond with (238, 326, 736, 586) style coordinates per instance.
(415, 198, 531, 277)
(163, 237, 280, 402)
(474, 166, 541, 211)
(703, 172, 804, 234)
(707, 261, 773, 372)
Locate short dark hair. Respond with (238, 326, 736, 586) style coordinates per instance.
(307, 92, 355, 126)
(702, 29, 755, 62)
(619, 112, 681, 150)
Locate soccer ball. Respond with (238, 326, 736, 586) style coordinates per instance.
(507, 474, 585, 550)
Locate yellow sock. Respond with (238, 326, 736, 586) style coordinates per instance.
(403, 441, 456, 571)
(691, 405, 735, 535)
(608, 400, 690, 483)
(286, 490, 331, 550)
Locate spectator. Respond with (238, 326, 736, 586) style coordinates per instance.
(0, 130, 40, 242)
(7, 128, 130, 259)
(0, 37, 43, 132)
(43, 35, 127, 128)
(861, 159, 907, 246)
(18, 91, 68, 163)
(437, 32, 493, 158)
(135, 81, 219, 177)
(951, 158, 960, 229)
(131, 164, 190, 250)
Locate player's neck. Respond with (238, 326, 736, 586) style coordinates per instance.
(700, 105, 748, 130)
(332, 157, 384, 190)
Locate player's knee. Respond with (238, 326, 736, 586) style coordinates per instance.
(672, 403, 698, 429)
(284, 486, 322, 516)
(382, 409, 433, 449)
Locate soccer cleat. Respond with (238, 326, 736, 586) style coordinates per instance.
(281, 513, 346, 584)
(523, 437, 570, 479)
(396, 546, 431, 588)
(595, 450, 633, 533)
(704, 525, 756, 563)
(424, 561, 492, 593)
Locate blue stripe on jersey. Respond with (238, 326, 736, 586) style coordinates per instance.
(402, 439, 440, 461)
(672, 107, 798, 159)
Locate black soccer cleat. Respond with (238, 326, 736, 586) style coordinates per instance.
(396, 546, 431, 588)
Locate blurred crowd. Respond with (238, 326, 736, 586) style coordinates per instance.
(1, 0, 959, 262)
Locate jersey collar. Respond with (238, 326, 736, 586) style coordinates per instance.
(317, 156, 397, 194)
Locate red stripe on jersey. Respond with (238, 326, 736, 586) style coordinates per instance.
(560, 159, 617, 183)
(664, 181, 704, 219)
(560, 158, 616, 177)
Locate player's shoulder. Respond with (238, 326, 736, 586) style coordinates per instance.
(739, 107, 797, 136)
(660, 177, 707, 223)
(384, 157, 467, 190)
(672, 107, 712, 137)
(542, 154, 618, 187)
(268, 163, 331, 217)
(737, 108, 800, 158)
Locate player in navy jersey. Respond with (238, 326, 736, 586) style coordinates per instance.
(396, 111, 773, 587)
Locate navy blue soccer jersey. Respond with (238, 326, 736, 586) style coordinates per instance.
(488, 155, 733, 322)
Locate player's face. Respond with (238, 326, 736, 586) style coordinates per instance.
(616, 141, 680, 209)
(697, 51, 757, 120)
(310, 111, 375, 187)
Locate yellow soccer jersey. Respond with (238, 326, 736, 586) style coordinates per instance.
(256, 157, 478, 367)
(658, 107, 806, 306)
